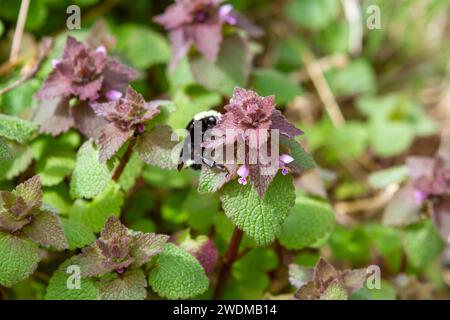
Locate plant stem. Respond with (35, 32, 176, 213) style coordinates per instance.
(10, 0, 30, 62)
(213, 227, 244, 300)
(112, 136, 137, 182)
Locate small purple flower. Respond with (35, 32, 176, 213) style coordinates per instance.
(137, 124, 146, 134)
(219, 4, 237, 25)
(95, 45, 107, 56)
(105, 90, 123, 101)
(414, 189, 428, 205)
(51, 59, 60, 68)
(408, 156, 450, 200)
(279, 154, 294, 176)
(237, 165, 250, 185)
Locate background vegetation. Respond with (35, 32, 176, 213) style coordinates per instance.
(0, 0, 450, 300)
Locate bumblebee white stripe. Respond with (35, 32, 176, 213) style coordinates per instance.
(193, 110, 222, 121)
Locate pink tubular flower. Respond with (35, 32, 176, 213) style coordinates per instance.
(219, 4, 237, 25)
(105, 90, 123, 101)
(95, 45, 107, 56)
(51, 59, 60, 68)
(279, 154, 294, 176)
(237, 165, 250, 185)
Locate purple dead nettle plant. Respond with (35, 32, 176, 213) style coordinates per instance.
(289, 258, 368, 300)
(384, 147, 450, 243)
(33, 35, 139, 138)
(408, 155, 450, 241)
(154, 0, 262, 70)
(203, 87, 304, 197)
(71, 216, 168, 296)
(0, 176, 68, 251)
(91, 86, 165, 163)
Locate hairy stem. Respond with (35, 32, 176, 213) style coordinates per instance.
(112, 136, 137, 182)
(213, 227, 244, 300)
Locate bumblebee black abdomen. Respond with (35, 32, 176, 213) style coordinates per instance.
(177, 111, 224, 171)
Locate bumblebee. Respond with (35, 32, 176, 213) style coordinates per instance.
(177, 111, 227, 172)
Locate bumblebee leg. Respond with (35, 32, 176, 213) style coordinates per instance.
(202, 157, 228, 173)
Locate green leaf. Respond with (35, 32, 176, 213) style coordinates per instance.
(326, 122, 368, 159)
(368, 166, 408, 189)
(168, 57, 195, 91)
(143, 165, 197, 189)
(45, 260, 99, 300)
(136, 125, 181, 170)
(220, 173, 296, 246)
(285, 0, 340, 31)
(0, 114, 37, 144)
(70, 140, 111, 199)
(252, 69, 302, 104)
(115, 24, 170, 69)
(191, 35, 252, 96)
(225, 248, 278, 299)
(326, 59, 376, 96)
(350, 280, 397, 300)
(61, 218, 96, 250)
(0, 138, 11, 161)
(43, 184, 72, 216)
(279, 197, 335, 250)
(320, 280, 347, 300)
(364, 224, 403, 273)
(198, 167, 231, 194)
(0, 144, 33, 181)
(404, 220, 445, 270)
(0, 232, 40, 287)
(69, 182, 124, 233)
(280, 137, 316, 170)
(97, 269, 147, 300)
(329, 226, 371, 264)
(117, 152, 144, 192)
(23, 211, 69, 250)
(183, 191, 220, 233)
(0, 79, 39, 115)
(316, 22, 349, 54)
(370, 120, 415, 157)
(25, 0, 48, 30)
(36, 152, 76, 186)
(148, 243, 209, 299)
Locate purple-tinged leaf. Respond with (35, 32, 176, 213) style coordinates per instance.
(97, 268, 147, 300)
(135, 125, 181, 170)
(130, 232, 169, 268)
(97, 123, 133, 163)
(23, 211, 68, 250)
(72, 101, 108, 141)
(33, 98, 74, 136)
(383, 183, 422, 226)
(101, 216, 128, 240)
(270, 110, 304, 138)
(431, 197, 450, 243)
(15, 175, 42, 205)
